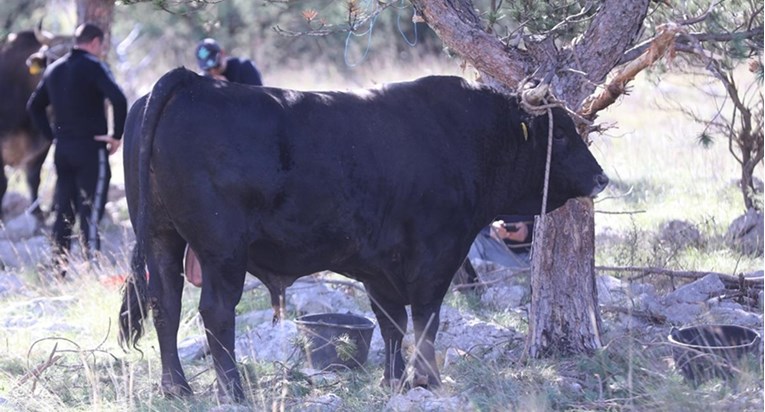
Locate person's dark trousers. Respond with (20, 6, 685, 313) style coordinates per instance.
(52, 139, 111, 261)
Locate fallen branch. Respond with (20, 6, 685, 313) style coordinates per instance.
(596, 266, 764, 288)
(295, 276, 366, 293)
(451, 277, 504, 291)
(594, 210, 646, 215)
(712, 292, 760, 306)
(451, 265, 530, 292)
(600, 305, 667, 324)
(17, 343, 61, 388)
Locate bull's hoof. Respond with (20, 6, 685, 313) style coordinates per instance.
(216, 389, 245, 405)
(30, 206, 46, 224)
(412, 371, 441, 389)
(217, 383, 246, 404)
(412, 373, 430, 388)
(161, 383, 193, 398)
(380, 377, 405, 392)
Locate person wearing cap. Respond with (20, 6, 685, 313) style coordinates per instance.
(195, 38, 263, 86)
(184, 39, 264, 287)
(27, 22, 127, 267)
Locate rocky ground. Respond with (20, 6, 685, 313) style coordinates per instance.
(0, 188, 761, 411)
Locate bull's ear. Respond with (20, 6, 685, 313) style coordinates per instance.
(29, 62, 43, 75)
(26, 53, 45, 75)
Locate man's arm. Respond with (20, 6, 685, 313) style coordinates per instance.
(94, 62, 128, 140)
(26, 80, 54, 141)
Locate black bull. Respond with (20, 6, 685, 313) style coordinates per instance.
(119, 67, 608, 400)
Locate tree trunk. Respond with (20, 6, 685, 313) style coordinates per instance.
(407, 0, 654, 360)
(525, 197, 602, 358)
(76, 0, 115, 57)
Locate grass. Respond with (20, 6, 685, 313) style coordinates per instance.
(0, 53, 761, 410)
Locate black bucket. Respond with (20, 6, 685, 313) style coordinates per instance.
(668, 324, 761, 385)
(295, 313, 376, 371)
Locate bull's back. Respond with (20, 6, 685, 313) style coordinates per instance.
(167, 78, 482, 196)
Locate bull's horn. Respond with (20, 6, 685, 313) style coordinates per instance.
(521, 82, 549, 106)
(34, 19, 54, 45)
(520, 69, 555, 107)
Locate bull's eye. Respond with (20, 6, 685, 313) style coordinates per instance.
(553, 128, 566, 141)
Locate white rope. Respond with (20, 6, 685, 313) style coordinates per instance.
(515, 80, 556, 258)
(537, 103, 555, 253)
(540, 103, 554, 218)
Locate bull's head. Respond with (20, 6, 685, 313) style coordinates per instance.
(513, 73, 609, 215)
(26, 20, 72, 75)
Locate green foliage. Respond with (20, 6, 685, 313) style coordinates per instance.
(500, 0, 598, 39)
(333, 333, 357, 362)
(697, 132, 715, 148)
(645, 0, 763, 64)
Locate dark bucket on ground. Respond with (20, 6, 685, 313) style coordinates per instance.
(668, 324, 761, 385)
(296, 313, 376, 370)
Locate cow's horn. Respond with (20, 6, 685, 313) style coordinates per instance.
(520, 70, 554, 107)
(522, 83, 549, 106)
(34, 19, 54, 45)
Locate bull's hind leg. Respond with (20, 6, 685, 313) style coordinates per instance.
(0, 156, 7, 220)
(411, 299, 444, 388)
(197, 245, 247, 402)
(24, 142, 51, 221)
(145, 231, 190, 397)
(367, 288, 408, 389)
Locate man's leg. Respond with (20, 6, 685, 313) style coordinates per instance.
(52, 154, 78, 275)
(76, 147, 110, 256)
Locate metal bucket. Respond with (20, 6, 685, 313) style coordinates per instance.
(668, 324, 761, 385)
(295, 313, 376, 370)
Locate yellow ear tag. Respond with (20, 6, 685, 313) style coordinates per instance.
(521, 122, 528, 141)
(29, 63, 42, 75)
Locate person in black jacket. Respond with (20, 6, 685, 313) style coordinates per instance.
(195, 38, 263, 85)
(27, 22, 127, 264)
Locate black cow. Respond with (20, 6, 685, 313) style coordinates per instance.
(0, 26, 70, 218)
(119, 67, 608, 401)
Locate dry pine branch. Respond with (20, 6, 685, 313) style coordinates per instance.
(580, 23, 683, 121)
(596, 265, 764, 288)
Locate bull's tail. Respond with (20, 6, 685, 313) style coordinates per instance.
(118, 243, 148, 349)
(119, 67, 196, 349)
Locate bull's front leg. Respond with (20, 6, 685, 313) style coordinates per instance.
(411, 301, 443, 388)
(146, 235, 191, 397)
(198, 249, 247, 402)
(367, 289, 408, 389)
